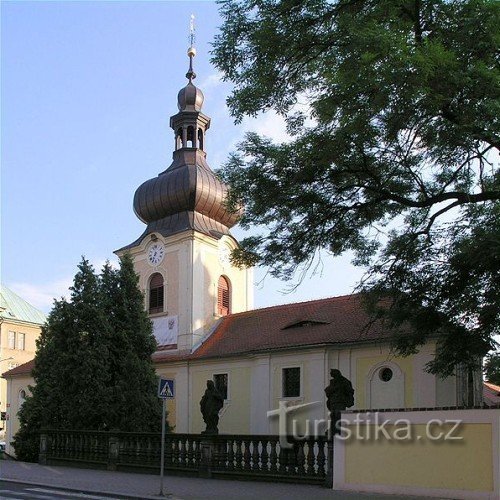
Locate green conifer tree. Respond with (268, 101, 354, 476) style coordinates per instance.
(13, 256, 167, 462)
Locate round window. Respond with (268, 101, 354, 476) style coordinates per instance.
(379, 367, 393, 382)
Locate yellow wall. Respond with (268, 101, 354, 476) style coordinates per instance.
(356, 355, 414, 408)
(344, 423, 493, 492)
(191, 364, 252, 434)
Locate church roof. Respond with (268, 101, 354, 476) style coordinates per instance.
(483, 381, 500, 406)
(1, 358, 35, 378)
(153, 294, 392, 363)
(0, 284, 46, 326)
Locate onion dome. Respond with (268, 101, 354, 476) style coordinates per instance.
(117, 46, 240, 252)
(133, 149, 240, 231)
(177, 83, 204, 112)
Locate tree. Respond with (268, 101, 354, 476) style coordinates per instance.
(14, 256, 166, 462)
(484, 352, 500, 385)
(211, 0, 500, 374)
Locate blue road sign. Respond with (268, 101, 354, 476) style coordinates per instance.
(158, 378, 175, 399)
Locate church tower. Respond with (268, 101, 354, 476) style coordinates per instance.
(116, 45, 253, 353)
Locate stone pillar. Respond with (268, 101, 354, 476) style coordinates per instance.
(325, 437, 334, 488)
(199, 438, 215, 478)
(39, 433, 48, 465)
(108, 435, 119, 471)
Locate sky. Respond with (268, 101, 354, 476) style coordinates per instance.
(1, 0, 364, 313)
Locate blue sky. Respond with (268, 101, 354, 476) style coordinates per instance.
(1, 1, 364, 312)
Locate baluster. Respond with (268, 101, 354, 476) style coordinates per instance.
(179, 438, 187, 466)
(288, 443, 297, 475)
(278, 441, 287, 474)
(165, 435, 173, 467)
(226, 440, 234, 470)
(243, 439, 251, 471)
(297, 441, 306, 476)
(306, 440, 315, 476)
(143, 434, 148, 464)
(269, 438, 278, 473)
(147, 435, 153, 466)
(194, 438, 202, 468)
(186, 437, 194, 467)
(80, 434, 85, 461)
(316, 439, 326, 478)
(234, 439, 243, 470)
(221, 440, 229, 469)
(251, 439, 260, 471)
(260, 439, 268, 473)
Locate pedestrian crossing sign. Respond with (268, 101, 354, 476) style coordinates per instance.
(158, 378, 175, 399)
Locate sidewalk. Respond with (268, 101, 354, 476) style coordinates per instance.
(0, 460, 430, 500)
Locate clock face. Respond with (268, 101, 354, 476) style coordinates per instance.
(147, 243, 165, 266)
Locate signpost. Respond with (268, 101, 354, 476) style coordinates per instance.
(158, 378, 175, 496)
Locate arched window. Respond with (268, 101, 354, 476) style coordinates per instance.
(197, 128, 204, 150)
(176, 128, 183, 149)
(149, 273, 164, 314)
(187, 126, 195, 147)
(19, 389, 26, 407)
(217, 276, 230, 316)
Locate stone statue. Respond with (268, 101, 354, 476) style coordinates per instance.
(324, 369, 354, 434)
(200, 380, 224, 435)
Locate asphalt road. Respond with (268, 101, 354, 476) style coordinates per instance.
(0, 481, 132, 500)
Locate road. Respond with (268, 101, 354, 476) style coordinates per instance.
(0, 481, 135, 500)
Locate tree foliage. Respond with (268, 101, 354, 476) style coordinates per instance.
(212, 0, 500, 374)
(484, 352, 500, 385)
(14, 255, 167, 462)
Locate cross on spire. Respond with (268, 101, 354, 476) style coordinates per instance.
(186, 14, 196, 82)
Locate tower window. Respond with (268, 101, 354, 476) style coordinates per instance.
(176, 128, 183, 149)
(217, 276, 230, 316)
(187, 126, 194, 147)
(197, 128, 204, 150)
(149, 273, 164, 314)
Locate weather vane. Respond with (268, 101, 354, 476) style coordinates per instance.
(189, 14, 196, 50)
(186, 14, 197, 81)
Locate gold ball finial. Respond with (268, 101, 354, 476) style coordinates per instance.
(188, 46, 196, 58)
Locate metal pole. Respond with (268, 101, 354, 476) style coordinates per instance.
(159, 398, 166, 496)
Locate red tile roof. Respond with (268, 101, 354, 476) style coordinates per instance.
(484, 381, 500, 406)
(4, 295, 394, 370)
(2, 359, 35, 378)
(153, 294, 391, 363)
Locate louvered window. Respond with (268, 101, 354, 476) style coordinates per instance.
(217, 276, 230, 316)
(149, 273, 164, 314)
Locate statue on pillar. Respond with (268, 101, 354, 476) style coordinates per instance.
(200, 380, 224, 435)
(324, 369, 354, 435)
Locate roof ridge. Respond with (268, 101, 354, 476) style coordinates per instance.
(226, 292, 361, 319)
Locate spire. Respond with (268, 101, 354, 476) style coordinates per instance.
(186, 14, 196, 82)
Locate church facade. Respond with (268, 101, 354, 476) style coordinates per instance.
(114, 50, 478, 434)
(2, 50, 481, 454)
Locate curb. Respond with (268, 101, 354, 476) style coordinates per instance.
(0, 478, 181, 500)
